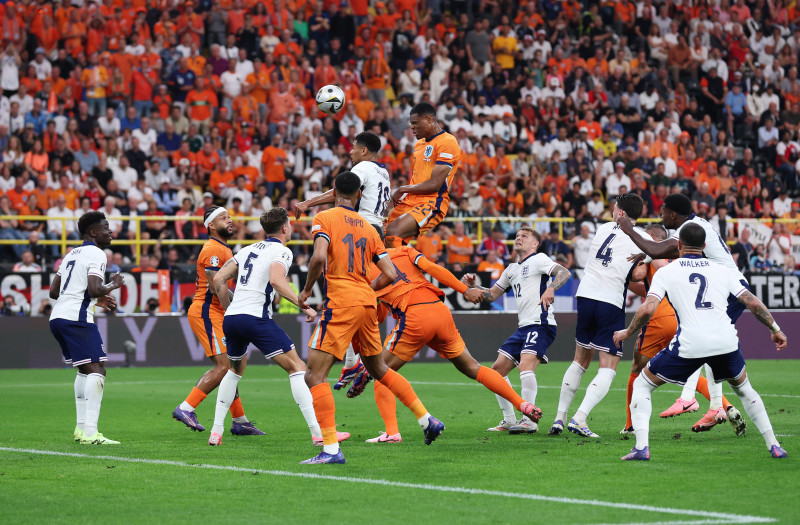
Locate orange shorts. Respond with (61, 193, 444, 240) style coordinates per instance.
(385, 301, 465, 362)
(188, 312, 227, 358)
(387, 198, 446, 238)
(309, 304, 383, 361)
(635, 315, 677, 358)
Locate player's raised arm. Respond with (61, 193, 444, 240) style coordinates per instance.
(539, 263, 571, 310)
(371, 254, 398, 291)
(269, 261, 317, 322)
(294, 189, 335, 220)
(615, 210, 680, 260)
(736, 290, 788, 351)
(613, 294, 660, 347)
(414, 252, 482, 303)
(391, 162, 451, 202)
(212, 258, 238, 310)
(462, 273, 506, 303)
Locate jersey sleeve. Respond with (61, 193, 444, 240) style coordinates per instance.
(726, 267, 748, 298)
(413, 247, 468, 293)
(647, 267, 668, 302)
(369, 227, 388, 264)
(276, 246, 293, 274)
(532, 253, 557, 276)
(87, 248, 106, 278)
(350, 162, 367, 186)
(495, 265, 513, 292)
(435, 136, 460, 169)
(311, 213, 331, 244)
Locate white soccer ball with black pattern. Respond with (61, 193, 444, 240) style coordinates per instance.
(316, 85, 346, 115)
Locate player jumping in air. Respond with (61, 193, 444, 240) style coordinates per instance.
(298, 172, 444, 464)
(385, 102, 461, 248)
(172, 206, 262, 436)
(614, 223, 788, 460)
(207, 208, 349, 446)
(49, 211, 124, 444)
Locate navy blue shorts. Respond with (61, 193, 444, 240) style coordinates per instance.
(647, 348, 746, 385)
(726, 279, 750, 323)
(222, 314, 295, 361)
(575, 297, 625, 356)
(49, 319, 106, 367)
(498, 324, 557, 365)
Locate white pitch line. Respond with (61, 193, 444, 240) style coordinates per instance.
(2, 378, 800, 399)
(0, 447, 775, 525)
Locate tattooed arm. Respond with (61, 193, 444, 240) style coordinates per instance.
(211, 259, 238, 311)
(737, 290, 788, 351)
(540, 263, 571, 310)
(613, 295, 659, 347)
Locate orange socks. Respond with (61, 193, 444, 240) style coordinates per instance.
(378, 368, 428, 419)
(185, 387, 207, 408)
(310, 383, 337, 446)
(626, 372, 637, 429)
(695, 376, 732, 410)
(476, 366, 525, 409)
(373, 380, 400, 435)
(229, 397, 245, 419)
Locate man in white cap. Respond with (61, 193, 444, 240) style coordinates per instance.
(540, 76, 565, 106)
(31, 47, 52, 81)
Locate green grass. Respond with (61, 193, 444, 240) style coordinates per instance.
(0, 361, 797, 524)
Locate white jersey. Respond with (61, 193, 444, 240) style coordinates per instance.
(672, 214, 746, 281)
(576, 221, 653, 309)
(49, 242, 106, 324)
(573, 235, 594, 269)
(225, 238, 293, 319)
(648, 256, 747, 358)
(496, 252, 557, 327)
(351, 160, 391, 227)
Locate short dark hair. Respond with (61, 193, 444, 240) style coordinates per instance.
(644, 223, 668, 241)
(663, 193, 693, 216)
(615, 192, 645, 220)
(410, 102, 436, 118)
(679, 222, 706, 249)
(78, 211, 106, 236)
(334, 171, 362, 197)
(260, 207, 289, 235)
(355, 131, 381, 153)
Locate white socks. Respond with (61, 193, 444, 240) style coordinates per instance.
(705, 364, 723, 411)
(83, 373, 105, 438)
(731, 378, 779, 450)
(520, 370, 538, 407)
(681, 367, 702, 400)
(178, 401, 195, 412)
(212, 370, 241, 435)
(496, 375, 516, 422)
(417, 413, 432, 429)
(631, 374, 656, 450)
(289, 371, 322, 439)
(343, 346, 358, 368)
(74, 373, 87, 432)
(556, 361, 586, 422)
(574, 368, 616, 424)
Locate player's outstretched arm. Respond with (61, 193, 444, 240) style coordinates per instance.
(212, 259, 238, 310)
(415, 254, 481, 302)
(391, 163, 450, 202)
(540, 263, 571, 310)
(299, 236, 329, 305)
(269, 262, 317, 322)
(613, 295, 659, 347)
(615, 210, 679, 260)
(87, 272, 124, 298)
(371, 256, 398, 291)
(737, 290, 788, 351)
(293, 190, 335, 220)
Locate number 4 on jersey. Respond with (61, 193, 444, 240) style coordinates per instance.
(595, 234, 615, 267)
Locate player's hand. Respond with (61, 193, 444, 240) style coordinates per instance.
(539, 287, 555, 310)
(772, 331, 787, 351)
(297, 289, 311, 310)
(303, 306, 317, 323)
(461, 273, 477, 287)
(463, 287, 483, 304)
(627, 252, 646, 263)
(96, 295, 117, 311)
(109, 272, 124, 290)
(615, 210, 633, 233)
(293, 201, 307, 220)
(390, 187, 405, 203)
(612, 329, 630, 347)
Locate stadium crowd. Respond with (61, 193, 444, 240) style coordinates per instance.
(0, 0, 799, 278)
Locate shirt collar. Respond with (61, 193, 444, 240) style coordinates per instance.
(210, 237, 228, 248)
(681, 253, 704, 259)
(425, 130, 444, 142)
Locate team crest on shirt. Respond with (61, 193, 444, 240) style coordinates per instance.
(424, 145, 433, 158)
(210, 256, 220, 267)
(522, 266, 529, 279)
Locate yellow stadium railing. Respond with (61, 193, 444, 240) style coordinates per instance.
(0, 215, 793, 265)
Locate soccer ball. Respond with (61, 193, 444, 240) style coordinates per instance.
(316, 85, 346, 115)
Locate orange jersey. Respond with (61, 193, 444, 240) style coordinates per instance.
(368, 246, 468, 313)
(312, 206, 387, 309)
(645, 261, 676, 321)
(190, 238, 233, 317)
(406, 131, 461, 213)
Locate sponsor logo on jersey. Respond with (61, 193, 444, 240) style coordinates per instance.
(210, 255, 220, 267)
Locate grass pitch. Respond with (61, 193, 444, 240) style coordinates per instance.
(0, 360, 797, 524)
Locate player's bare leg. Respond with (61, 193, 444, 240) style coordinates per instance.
(623, 352, 651, 433)
(384, 214, 419, 248)
(77, 361, 118, 444)
(570, 352, 621, 438)
(726, 369, 787, 458)
(174, 354, 244, 432)
(551, 345, 592, 435)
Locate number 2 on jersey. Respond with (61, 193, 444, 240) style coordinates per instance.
(342, 233, 367, 275)
(595, 234, 615, 266)
(689, 272, 712, 309)
(61, 260, 76, 293)
(240, 253, 258, 285)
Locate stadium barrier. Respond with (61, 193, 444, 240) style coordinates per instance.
(0, 215, 795, 265)
(1, 311, 795, 370)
